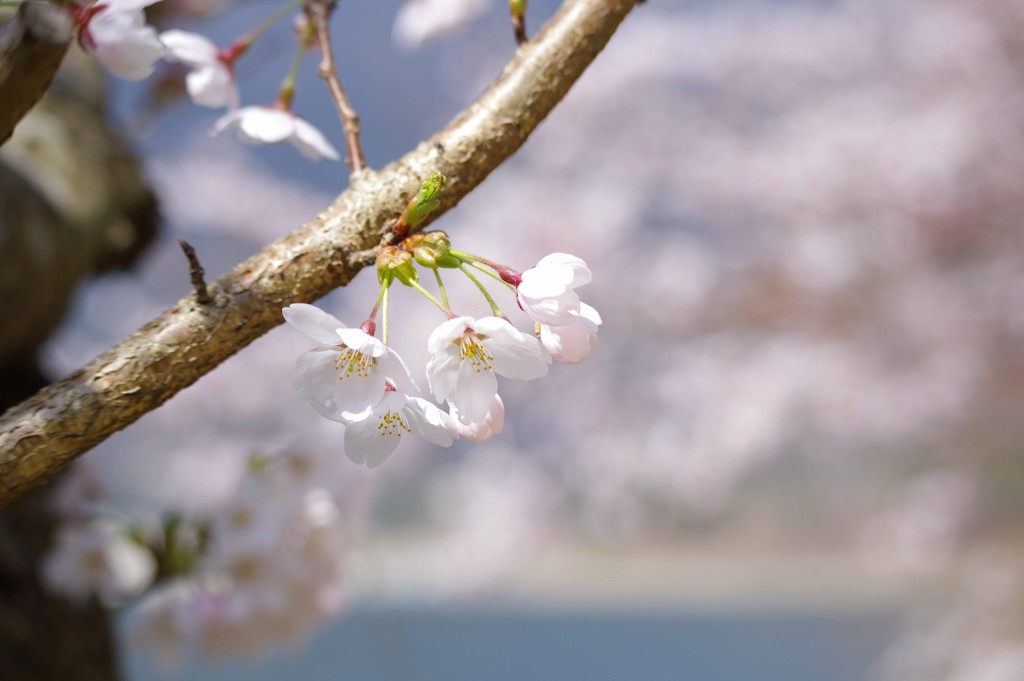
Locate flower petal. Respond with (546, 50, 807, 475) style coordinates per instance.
(383, 350, 420, 396)
(332, 364, 386, 415)
(426, 317, 472, 354)
(185, 64, 236, 109)
(425, 344, 461, 402)
(291, 117, 341, 162)
(292, 347, 340, 401)
(336, 328, 387, 357)
(451, 394, 504, 444)
(282, 304, 345, 345)
(473, 317, 550, 380)
(540, 307, 600, 364)
(160, 30, 217, 65)
(404, 397, 455, 447)
(449, 361, 498, 424)
(535, 253, 592, 287)
(344, 393, 407, 468)
(90, 17, 164, 80)
(236, 107, 294, 144)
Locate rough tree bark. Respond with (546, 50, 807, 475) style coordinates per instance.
(0, 0, 642, 507)
(0, 9, 160, 679)
(0, 1, 71, 145)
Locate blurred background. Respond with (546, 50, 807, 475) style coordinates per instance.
(6, 0, 1024, 679)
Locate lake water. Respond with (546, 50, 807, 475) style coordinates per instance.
(123, 607, 897, 681)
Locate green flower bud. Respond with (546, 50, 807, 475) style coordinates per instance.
(404, 171, 447, 228)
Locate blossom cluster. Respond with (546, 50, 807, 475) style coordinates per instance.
(44, 449, 349, 666)
(67, 0, 341, 160)
(284, 192, 601, 467)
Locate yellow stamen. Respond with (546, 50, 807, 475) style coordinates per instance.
(335, 347, 375, 380)
(458, 333, 494, 374)
(377, 411, 411, 438)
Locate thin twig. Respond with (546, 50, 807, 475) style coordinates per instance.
(306, 0, 366, 173)
(510, 0, 528, 45)
(0, 0, 643, 507)
(177, 240, 211, 304)
(512, 16, 527, 45)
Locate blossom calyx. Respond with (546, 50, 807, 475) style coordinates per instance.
(405, 231, 459, 269)
(376, 246, 418, 286)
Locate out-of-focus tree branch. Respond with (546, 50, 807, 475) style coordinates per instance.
(306, 0, 366, 174)
(0, 2, 72, 145)
(0, 0, 642, 506)
(0, 47, 159, 366)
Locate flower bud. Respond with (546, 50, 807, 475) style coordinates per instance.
(403, 171, 447, 229)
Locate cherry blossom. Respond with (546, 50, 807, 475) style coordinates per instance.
(539, 302, 602, 364)
(129, 579, 200, 670)
(329, 389, 457, 468)
(516, 253, 593, 326)
(160, 30, 238, 109)
(43, 520, 156, 604)
(213, 107, 341, 161)
(426, 316, 550, 425)
(450, 394, 505, 444)
(392, 0, 488, 49)
(78, 0, 165, 80)
(283, 303, 414, 416)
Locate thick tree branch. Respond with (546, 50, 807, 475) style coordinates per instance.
(0, 1, 72, 146)
(0, 0, 640, 506)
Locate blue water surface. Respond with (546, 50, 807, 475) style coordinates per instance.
(123, 606, 896, 681)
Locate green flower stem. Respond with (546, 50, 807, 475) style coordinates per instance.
(448, 249, 492, 266)
(278, 18, 313, 108)
(382, 286, 393, 345)
(466, 260, 515, 290)
(240, 0, 302, 47)
(460, 264, 504, 317)
(409, 279, 453, 317)
(369, 277, 388, 319)
(449, 250, 516, 289)
(433, 268, 450, 309)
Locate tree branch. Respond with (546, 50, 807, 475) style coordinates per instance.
(307, 0, 366, 174)
(0, 0, 641, 507)
(0, 1, 72, 146)
(177, 240, 211, 305)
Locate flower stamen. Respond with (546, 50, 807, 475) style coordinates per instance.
(335, 347, 374, 380)
(459, 334, 494, 374)
(377, 412, 411, 439)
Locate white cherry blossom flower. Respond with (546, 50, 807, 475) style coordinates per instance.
(450, 394, 505, 443)
(283, 303, 415, 416)
(426, 316, 550, 425)
(213, 107, 341, 161)
(160, 30, 238, 109)
(516, 253, 593, 326)
(129, 580, 201, 671)
(43, 520, 156, 604)
(539, 302, 602, 364)
(335, 389, 457, 468)
(392, 0, 488, 49)
(80, 0, 165, 80)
